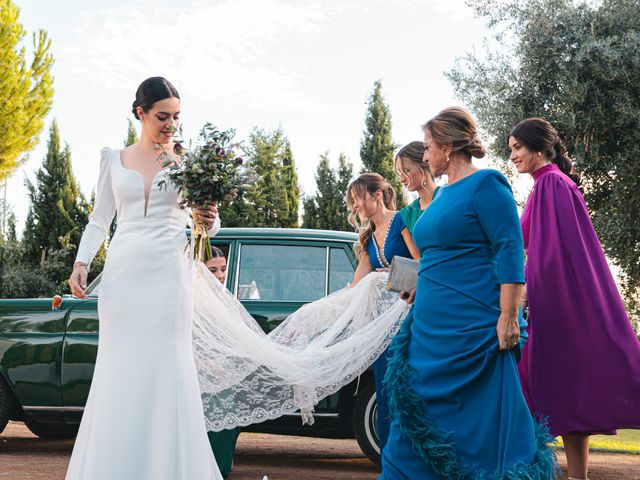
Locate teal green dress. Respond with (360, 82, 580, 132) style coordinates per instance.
(399, 187, 441, 234)
(208, 429, 240, 478)
(380, 170, 556, 479)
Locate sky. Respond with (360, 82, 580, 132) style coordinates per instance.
(6, 0, 520, 233)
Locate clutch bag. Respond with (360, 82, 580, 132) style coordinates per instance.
(386, 256, 419, 293)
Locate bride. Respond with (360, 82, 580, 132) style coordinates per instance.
(68, 77, 410, 479)
(67, 77, 223, 480)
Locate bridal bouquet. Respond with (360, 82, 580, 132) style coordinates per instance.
(157, 123, 250, 262)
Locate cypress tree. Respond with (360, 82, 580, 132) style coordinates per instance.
(281, 141, 300, 227)
(360, 80, 404, 206)
(23, 120, 89, 266)
(124, 118, 139, 147)
(302, 152, 353, 231)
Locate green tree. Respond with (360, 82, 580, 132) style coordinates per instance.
(302, 152, 353, 231)
(0, 0, 54, 181)
(124, 118, 139, 147)
(219, 128, 298, 228)
(448, 0, 640, 328)
(23, 120, 89, 269)
(281, 141, 300, 227)
(5, 211, 16, 242)
(360, 80, 404, 206)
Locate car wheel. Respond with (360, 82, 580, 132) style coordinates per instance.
(0, 378, 15, 434)
(352, 378, 380, 466)
(24, 419, 79, 439)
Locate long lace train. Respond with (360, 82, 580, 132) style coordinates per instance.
(191, 263, 409, 431)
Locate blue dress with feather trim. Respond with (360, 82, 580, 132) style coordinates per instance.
(380, 170, 557, 479)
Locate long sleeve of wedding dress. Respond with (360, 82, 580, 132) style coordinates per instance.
(75, 147, 116, 268)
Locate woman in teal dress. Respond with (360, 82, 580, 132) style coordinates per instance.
(395, 141, 441, 233)
(380, 107, 557, 479)
(347, 173, 420, 457)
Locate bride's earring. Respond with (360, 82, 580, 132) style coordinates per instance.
(446, 155, 450, 163)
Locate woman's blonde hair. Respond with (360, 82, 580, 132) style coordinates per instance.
(423, 106, 486, 159)
(346, 173, 397, 259)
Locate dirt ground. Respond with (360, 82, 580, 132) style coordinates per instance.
(1, 421, 638, 479)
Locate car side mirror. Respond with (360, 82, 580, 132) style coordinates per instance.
(52, 295, 63, 311)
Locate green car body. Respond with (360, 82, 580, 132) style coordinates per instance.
(0, 228, 382, 464)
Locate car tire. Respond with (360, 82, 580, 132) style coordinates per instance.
(0, 377, 15, 434)
(352, 378, 380, 466)
(24, 419, 79, 439)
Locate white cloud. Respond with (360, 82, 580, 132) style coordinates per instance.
(61, 0, 332, 111)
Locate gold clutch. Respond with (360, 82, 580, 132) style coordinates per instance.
(386, 256, 419, 293)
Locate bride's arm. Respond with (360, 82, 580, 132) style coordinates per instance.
(69, 148, 116, 298)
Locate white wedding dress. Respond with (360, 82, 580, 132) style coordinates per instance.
(68, 147, 223, 480)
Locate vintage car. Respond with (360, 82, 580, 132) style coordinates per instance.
(0, 228, 383, 464)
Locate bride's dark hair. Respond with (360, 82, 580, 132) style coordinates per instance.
(132, 77, 180, 120)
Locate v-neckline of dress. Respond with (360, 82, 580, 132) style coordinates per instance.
(118, 150, 165, 218)
(373, 212, 397, 268)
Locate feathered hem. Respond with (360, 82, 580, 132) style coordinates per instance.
(384, 309, 559, 480)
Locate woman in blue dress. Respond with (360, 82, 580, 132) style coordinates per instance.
(346, 172, 420, 457)
(381, 107, 557, 479)
(395, 141, 441, 234)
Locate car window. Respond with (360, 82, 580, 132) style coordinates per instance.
(237, 244, 326, 301)
(329, 248, 354, 294)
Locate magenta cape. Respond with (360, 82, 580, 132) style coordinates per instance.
(518, 163, 640, 436)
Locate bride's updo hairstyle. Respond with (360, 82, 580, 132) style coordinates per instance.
(346, 173, 397, 259)
(423, 106, 486, 159)
(509, 117, 580, 185)
(131, 77, 180, 120)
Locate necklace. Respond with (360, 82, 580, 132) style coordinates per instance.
(373, 212, 396, 268)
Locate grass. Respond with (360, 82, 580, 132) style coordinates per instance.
(553, 429, 640, 454)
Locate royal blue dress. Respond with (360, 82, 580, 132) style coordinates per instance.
(380, 170, 556, 479)
(366, 211, 411, 454)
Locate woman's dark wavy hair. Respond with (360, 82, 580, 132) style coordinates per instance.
(509, 118, 580, 185)
(131, 77, 180, 120)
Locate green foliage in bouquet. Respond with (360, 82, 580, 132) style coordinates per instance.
(157, 123, 252, 261)
(157, 123, 249, 204)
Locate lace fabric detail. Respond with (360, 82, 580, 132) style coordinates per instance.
(191, 263, 409, 431)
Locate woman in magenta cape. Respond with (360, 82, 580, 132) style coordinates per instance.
(509, 117, 640, 480)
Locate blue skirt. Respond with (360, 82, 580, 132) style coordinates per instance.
(379, 299, 557, 479)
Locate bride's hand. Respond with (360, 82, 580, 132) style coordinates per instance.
(69, 263, 88, 299)
(193, 201, 218, 229)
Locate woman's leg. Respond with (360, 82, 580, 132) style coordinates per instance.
(562, 433, 589, 479)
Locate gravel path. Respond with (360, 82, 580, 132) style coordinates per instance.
(1, 421, 638, 479)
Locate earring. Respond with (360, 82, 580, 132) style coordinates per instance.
(446, 156, 450, 163)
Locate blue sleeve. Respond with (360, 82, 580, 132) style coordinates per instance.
(472, 171, 525, 284)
